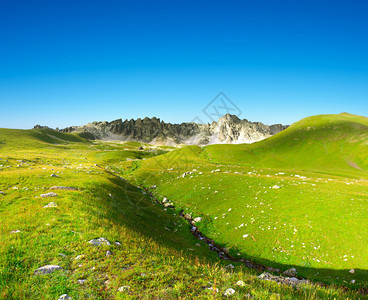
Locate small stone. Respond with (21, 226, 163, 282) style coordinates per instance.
(115, 241, 121, 246)
(349, 269, 355, 274)
(118, 286, 130, 292)
(43, 202, 58, 208)
(74, 255, 85, 260)
(226, 264, 235, 269)
(162, 197, 168, 203)
(0, 191, 5, 195)
(288, 277, 299, 284)
(283, 268, 297, 277)
(236, 280, 245, 286)
(58, 294, 71, 300)
(193, 217, 202, 223)
(351, 280, 356, 284)
(184, 214, 192, 220)
(224, 288, 235, 296)
(78, 279, 86, 284)
(40, 192, 57, 198)
(88, 237, 111, 246)
(10, 230, 21, 234)
(106, 251, 112, 256)
(59, 253, 66, 257)
(272, 185, 281, 189)
(50, 174, 59, 177)
(206, 287, 219, 293)
(34, 265, 63, 275)
(195, 243, 201, 247)
(50, 186, 78, 191)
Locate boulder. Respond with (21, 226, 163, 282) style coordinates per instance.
(224, 288, 235, 296)
(283, 268, 297, 277)
(88, 237, 111, 246)
(40, 192, 57, 198)
(34, 265, 63, 275)
(43, 202, 58, 208)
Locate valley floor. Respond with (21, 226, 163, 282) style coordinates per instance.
(1, 126, 367, 299)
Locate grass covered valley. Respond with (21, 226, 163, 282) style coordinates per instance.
(1, 113, 368, 299)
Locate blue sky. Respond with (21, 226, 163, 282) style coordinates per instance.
(0, 0, 367, 129)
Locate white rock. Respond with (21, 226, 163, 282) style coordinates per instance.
(236, 280, 245, 286)
(78, 279, 86, 284)
(118, 286, 130, 292)
(106, 251, 112, 256)
(193, 217, 202, 223)
(115, 241, 121, 246)
(10, 230, 21, 233)
(349, 269, 355, 274)
(206, 287, 219, 293)
(58, 294, 71, 300)
(351, 280, 356, 284)
(41, 192, 57, 198)
(88, 237, 111, 246)
(34, 265, 63, 275)
(272, 185, 281, 189)
(224, 288, 235, 296)
(226, 264, 235, 269)
(74, 255, 85, 260)
(43, 202, 58, 208)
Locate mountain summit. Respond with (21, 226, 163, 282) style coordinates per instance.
(60, 114, 288, 145)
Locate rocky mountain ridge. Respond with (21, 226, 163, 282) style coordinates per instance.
(59, 114, 288, 145)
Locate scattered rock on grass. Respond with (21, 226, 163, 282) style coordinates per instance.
(193, 217, 202, 223)
(349, 269, 355, 274)
(88, 237, 111, 246)
(118, 286, 130, 292)
(282, 268, 297, 277)
(224, 288, 235, 296)
(10, 230, 21, 234)
(34, 265, 63, 275)
(0, 191, 5, 195)
(41, 192, 57, 198)
(258, 272, 307, 286)
(50, 186, 78, 191)
(106, 251, 112, 256)
(236, 280, 245, 286)
(50, 174, 59, 177)
(272, 185, 281, 189)
(43, 202, 58, 208)
(78, 279, 86, 285)
(58, 294, 71, 300)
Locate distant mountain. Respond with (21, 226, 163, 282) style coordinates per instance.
(59, 114, 288, 145)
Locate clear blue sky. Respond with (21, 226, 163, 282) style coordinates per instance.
(0, 0, 367, 129)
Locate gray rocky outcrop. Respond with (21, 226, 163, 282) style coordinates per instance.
(60, 114, 288, 145)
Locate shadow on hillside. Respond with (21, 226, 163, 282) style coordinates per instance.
(91, 173, 368, 290)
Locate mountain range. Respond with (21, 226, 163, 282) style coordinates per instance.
(58, 114, 288, 145)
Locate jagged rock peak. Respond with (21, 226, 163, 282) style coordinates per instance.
(60, 115, 288, 145)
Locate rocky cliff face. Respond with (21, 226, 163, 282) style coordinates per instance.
(61, 114, 288, 145)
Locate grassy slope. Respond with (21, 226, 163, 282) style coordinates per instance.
(128, 113, 368, 289)
(0, 128, 354, 299)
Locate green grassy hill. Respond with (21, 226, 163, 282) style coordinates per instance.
(126, 113, 368, 290)
(1, 127, 356, 299)
(203, 113, 368, 177)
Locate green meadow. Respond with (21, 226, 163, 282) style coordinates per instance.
(1, 113, 367, 299)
